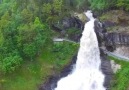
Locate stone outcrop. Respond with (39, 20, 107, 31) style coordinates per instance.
(94, 19, 107, 46)
(52, 16, 84, 41)
(52, 17, 84, 32)
(110, 60, 121, 73)
(100, 49, 113, 89)
(100, 10, 129, 49)
(96, 16, 129, 52)
(101, 56, 113, 89)
(104, 32, 129, 51)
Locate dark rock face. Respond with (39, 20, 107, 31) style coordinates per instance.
(94, 18, 129, 52)
(99, 10, 129, 51)
(52, 17, 84, 32)
(102, 21, 116, 28)
(52, 17, 84, 41)
(100, 49, 113, 89)
(62, 17, 84, 30)
(94, 19, 107, 46)
(39, 55, 77, 90)
(101, 56, 113, 89)
(94, 20, 113, 89)
(104, 32, 129, 51)
(105, 33, 129, 45)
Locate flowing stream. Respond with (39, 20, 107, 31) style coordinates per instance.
(54, 10, 105, 90)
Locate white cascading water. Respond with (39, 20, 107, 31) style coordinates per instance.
(54, 10, 105, 90)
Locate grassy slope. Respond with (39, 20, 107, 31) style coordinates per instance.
(109, 56, 129, 90)
(0, 41, 79, 90)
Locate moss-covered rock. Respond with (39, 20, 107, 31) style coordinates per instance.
(99, 10, 129, 34)
(100, 10, 129, 25)
(73, 12, 87, 23)
(107, 26, 129, 33)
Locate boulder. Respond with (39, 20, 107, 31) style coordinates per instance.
(110, 60, 121, 74)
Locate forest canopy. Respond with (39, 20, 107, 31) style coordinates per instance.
(0, 0, 128, 73)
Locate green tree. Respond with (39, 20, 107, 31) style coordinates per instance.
(1, 51, 22, 73)
(0, 11, 11, 46)
(117, 0, 129, 11)
(34, 17, 51, 48)
(0, 0, 53, 73)
(23, 43, 37, 60)
(88, 0, 117, 12)
(17, 17, 50, 60)
(0, 11, 11, 29)
(20, 8, 33, 23)
(53, 0, 63, 14)
(75, 0, 89, 11)
(42, 0, 64, 24)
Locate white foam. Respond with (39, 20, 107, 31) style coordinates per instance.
(54, 10, 105, 90)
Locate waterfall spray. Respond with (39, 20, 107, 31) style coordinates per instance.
(54, 10, 105, 90)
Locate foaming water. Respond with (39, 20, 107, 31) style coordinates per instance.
(54, 10, 105, 90)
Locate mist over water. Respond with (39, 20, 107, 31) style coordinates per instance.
(54, 10, 105, 90)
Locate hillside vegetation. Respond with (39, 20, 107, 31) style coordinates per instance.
(0, 0, 129, 90)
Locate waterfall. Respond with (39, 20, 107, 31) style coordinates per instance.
(54, 10, 105, 90)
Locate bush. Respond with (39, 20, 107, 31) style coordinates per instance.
(88, 0, 117, 12)
(53, 41, 79, 60)
(0, 15, 51, 73)
(1, 52, 23, 73)
(23, 43, 37, 60)
(117, 0, 129, 11)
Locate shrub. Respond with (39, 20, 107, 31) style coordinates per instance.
(117, 0, 129, 11)
(1, 52, 23, 73)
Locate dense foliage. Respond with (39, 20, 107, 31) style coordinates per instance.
(116, 0, 129, 11)
(0, 0, 129, 90)
(0, 0, 52, 73)
(0, 0, 129, 73)
(0, 41, 79, 90)
(71, 0, 129, 12)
